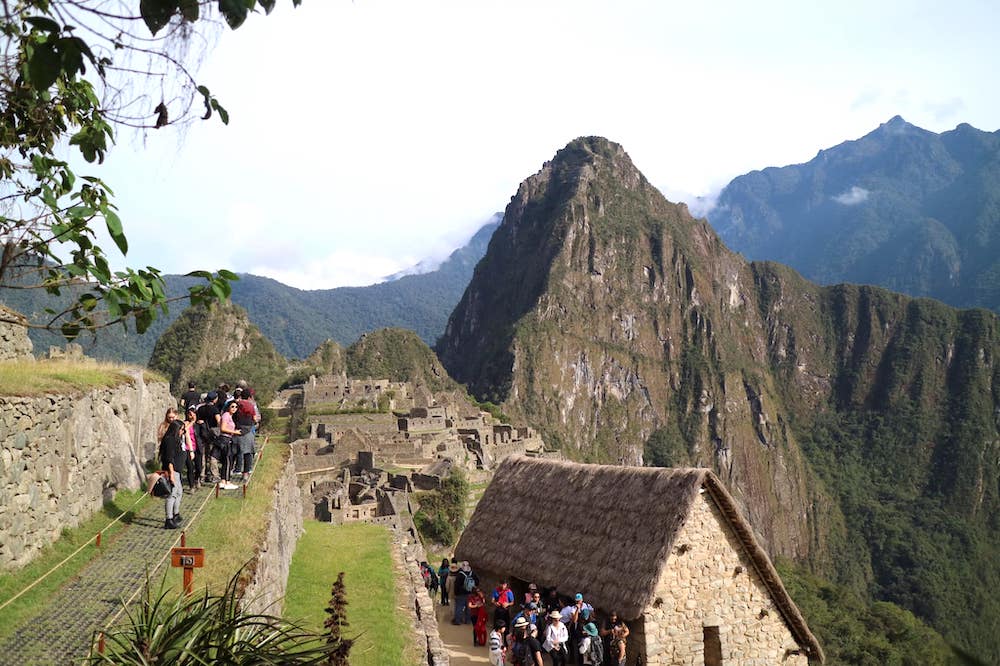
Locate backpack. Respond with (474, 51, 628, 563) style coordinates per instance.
(587, 633, 604, 665)
(510, 640, 529, 666)
(464, 572, 476, 593)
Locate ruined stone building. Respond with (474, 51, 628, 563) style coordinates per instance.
(456, 456, 824, 665)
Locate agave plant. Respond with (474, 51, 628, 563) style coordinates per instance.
(89, 567, 349, 665)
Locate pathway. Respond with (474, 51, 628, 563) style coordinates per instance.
(0, 482, 218, 665)
(435, 600, 490, 666)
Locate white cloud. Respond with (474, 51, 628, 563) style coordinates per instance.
(832, 186, 870, 205)
(250, 251, 412, 290)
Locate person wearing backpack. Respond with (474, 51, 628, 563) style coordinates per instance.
(231, 387, 259, 481)
(510, 616, 543, 666)
(492, 579, 515, 627)
(452, 561, 478, 625)
(584, 622, 604, 665)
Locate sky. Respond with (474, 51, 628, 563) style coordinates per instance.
(91, 0, 1000, 290)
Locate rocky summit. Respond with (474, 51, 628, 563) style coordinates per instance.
(437, 136, 1000, 660)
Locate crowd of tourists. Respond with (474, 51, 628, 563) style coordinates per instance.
(149, 381, 261, 530)
(420, 559, 630, 666)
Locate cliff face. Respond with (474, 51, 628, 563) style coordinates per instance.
(438, 137, 1000, 659)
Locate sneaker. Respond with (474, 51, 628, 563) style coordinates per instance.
(164, 518, 178, 530)
(173, 514, 183, 523)
(223, 482, 239, 490)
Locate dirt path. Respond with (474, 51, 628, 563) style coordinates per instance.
(435, 601, 491, 666)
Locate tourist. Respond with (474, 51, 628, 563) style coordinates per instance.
(158, 419, 185, 529)
(600, 611, 629, 666)
(156, 407, 179, 442)
(543, 610, 568, 666)
(510, 616, 544, 666)
(438, 559, 452, 605)
(445, 561, 459, 609)
(489, 619, 507, 666)
(196, 391, 222, 482)
(469, 586, 488, 645)
(183, 406, 202, 489)
(492, 579, 515, 626)
(180, 381, 200, 411)
(579, 623, 602, 666)
(218, 400, 242, 489)
(452, 561, 478, 625)
(232, 387, 259, 481)
(524, 582, 538, 605)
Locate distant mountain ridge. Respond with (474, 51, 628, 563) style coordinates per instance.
(708, 116, 1000, 312)
(0, 217, 500, 364)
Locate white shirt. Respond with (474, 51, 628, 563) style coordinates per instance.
(543, 621, 568, 652)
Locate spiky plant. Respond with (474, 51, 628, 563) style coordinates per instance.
(323, 572, 353, 666)
(88, 568, 338, 664)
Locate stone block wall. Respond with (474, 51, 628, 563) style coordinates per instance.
(641, 492, 809, 666)
(0, 309, 33, 361)
(398, 539, 449, 666)
(0, 373, 172, 570)
(241, 446, 303, 616)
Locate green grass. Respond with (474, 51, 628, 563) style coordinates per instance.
(0, 359, 135, 395)
(284, 522, 420, 666)
(0, 488, 148, 643)
(161, 422, 290, 595)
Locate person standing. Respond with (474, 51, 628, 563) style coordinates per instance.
(158, 419, 185, 529)
(218, 400, 242, 489)
(600, 611, 629, 666)
(180, 381, 200, 411)
(183, 406, 202, 489)
(196, 391, 222, 483)
(543, 611, 569, 666)
(488, 619, 507, 666)
(232, 387, 259, 481)
(438, 559, 451, 606)
(492, 579, 515, 627)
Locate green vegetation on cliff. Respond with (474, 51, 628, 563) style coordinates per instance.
(346, 328, 457, 393)
(148, 301, 286, 403)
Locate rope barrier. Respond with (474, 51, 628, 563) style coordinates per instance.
(0, 490, 149, 614)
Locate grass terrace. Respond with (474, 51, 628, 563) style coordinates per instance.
(161, 420, 290, 594)
(0, 359, 138, 396)
(285, 522, 422, 666)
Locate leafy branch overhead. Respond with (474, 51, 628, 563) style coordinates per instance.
(0, 0, 300, 338)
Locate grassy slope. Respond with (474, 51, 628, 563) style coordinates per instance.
(0, 359, 135, 395)
(284, 522, 421, 666)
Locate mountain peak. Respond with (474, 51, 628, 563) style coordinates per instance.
(875, 114, 916, 136)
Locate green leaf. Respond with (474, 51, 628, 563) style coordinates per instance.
(60, 322, 81, 341)
(185, 270, 213, 279)
(104, 209, 128, 254)
(27, 40, 61, 90)
(258, 0, 276, 13)
(179, 0, 200, 22)
(24, 16, 61, 33)
(140, 0, 179, 36)
(218, 269, 239, 280)
(210, 98, 229, 125)
(218, 0, 252, 29)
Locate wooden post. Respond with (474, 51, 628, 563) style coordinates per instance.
(171, 547, 205, 597)
(181, 531, 186, 547)
(95, 532, 101, 548)
(242, 483, 247, 498)
(215, 483, 220, 499)
(97, 632, 105, 654)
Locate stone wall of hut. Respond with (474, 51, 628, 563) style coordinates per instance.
(640, 491, 809, 666)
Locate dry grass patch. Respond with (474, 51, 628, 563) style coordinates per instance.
(0, 359, 135, 396)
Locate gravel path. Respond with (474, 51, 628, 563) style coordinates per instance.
(0, 481, 217, 665)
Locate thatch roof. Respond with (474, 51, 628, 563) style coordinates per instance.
(454, 456, 823, 662)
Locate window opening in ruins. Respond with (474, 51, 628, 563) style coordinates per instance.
(704, 626, 723, 666)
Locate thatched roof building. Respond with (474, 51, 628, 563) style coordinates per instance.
(455, 455, 823, 664)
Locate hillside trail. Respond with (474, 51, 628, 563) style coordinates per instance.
(435, 602, 490, 665)
(0, 481, 217, 665)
